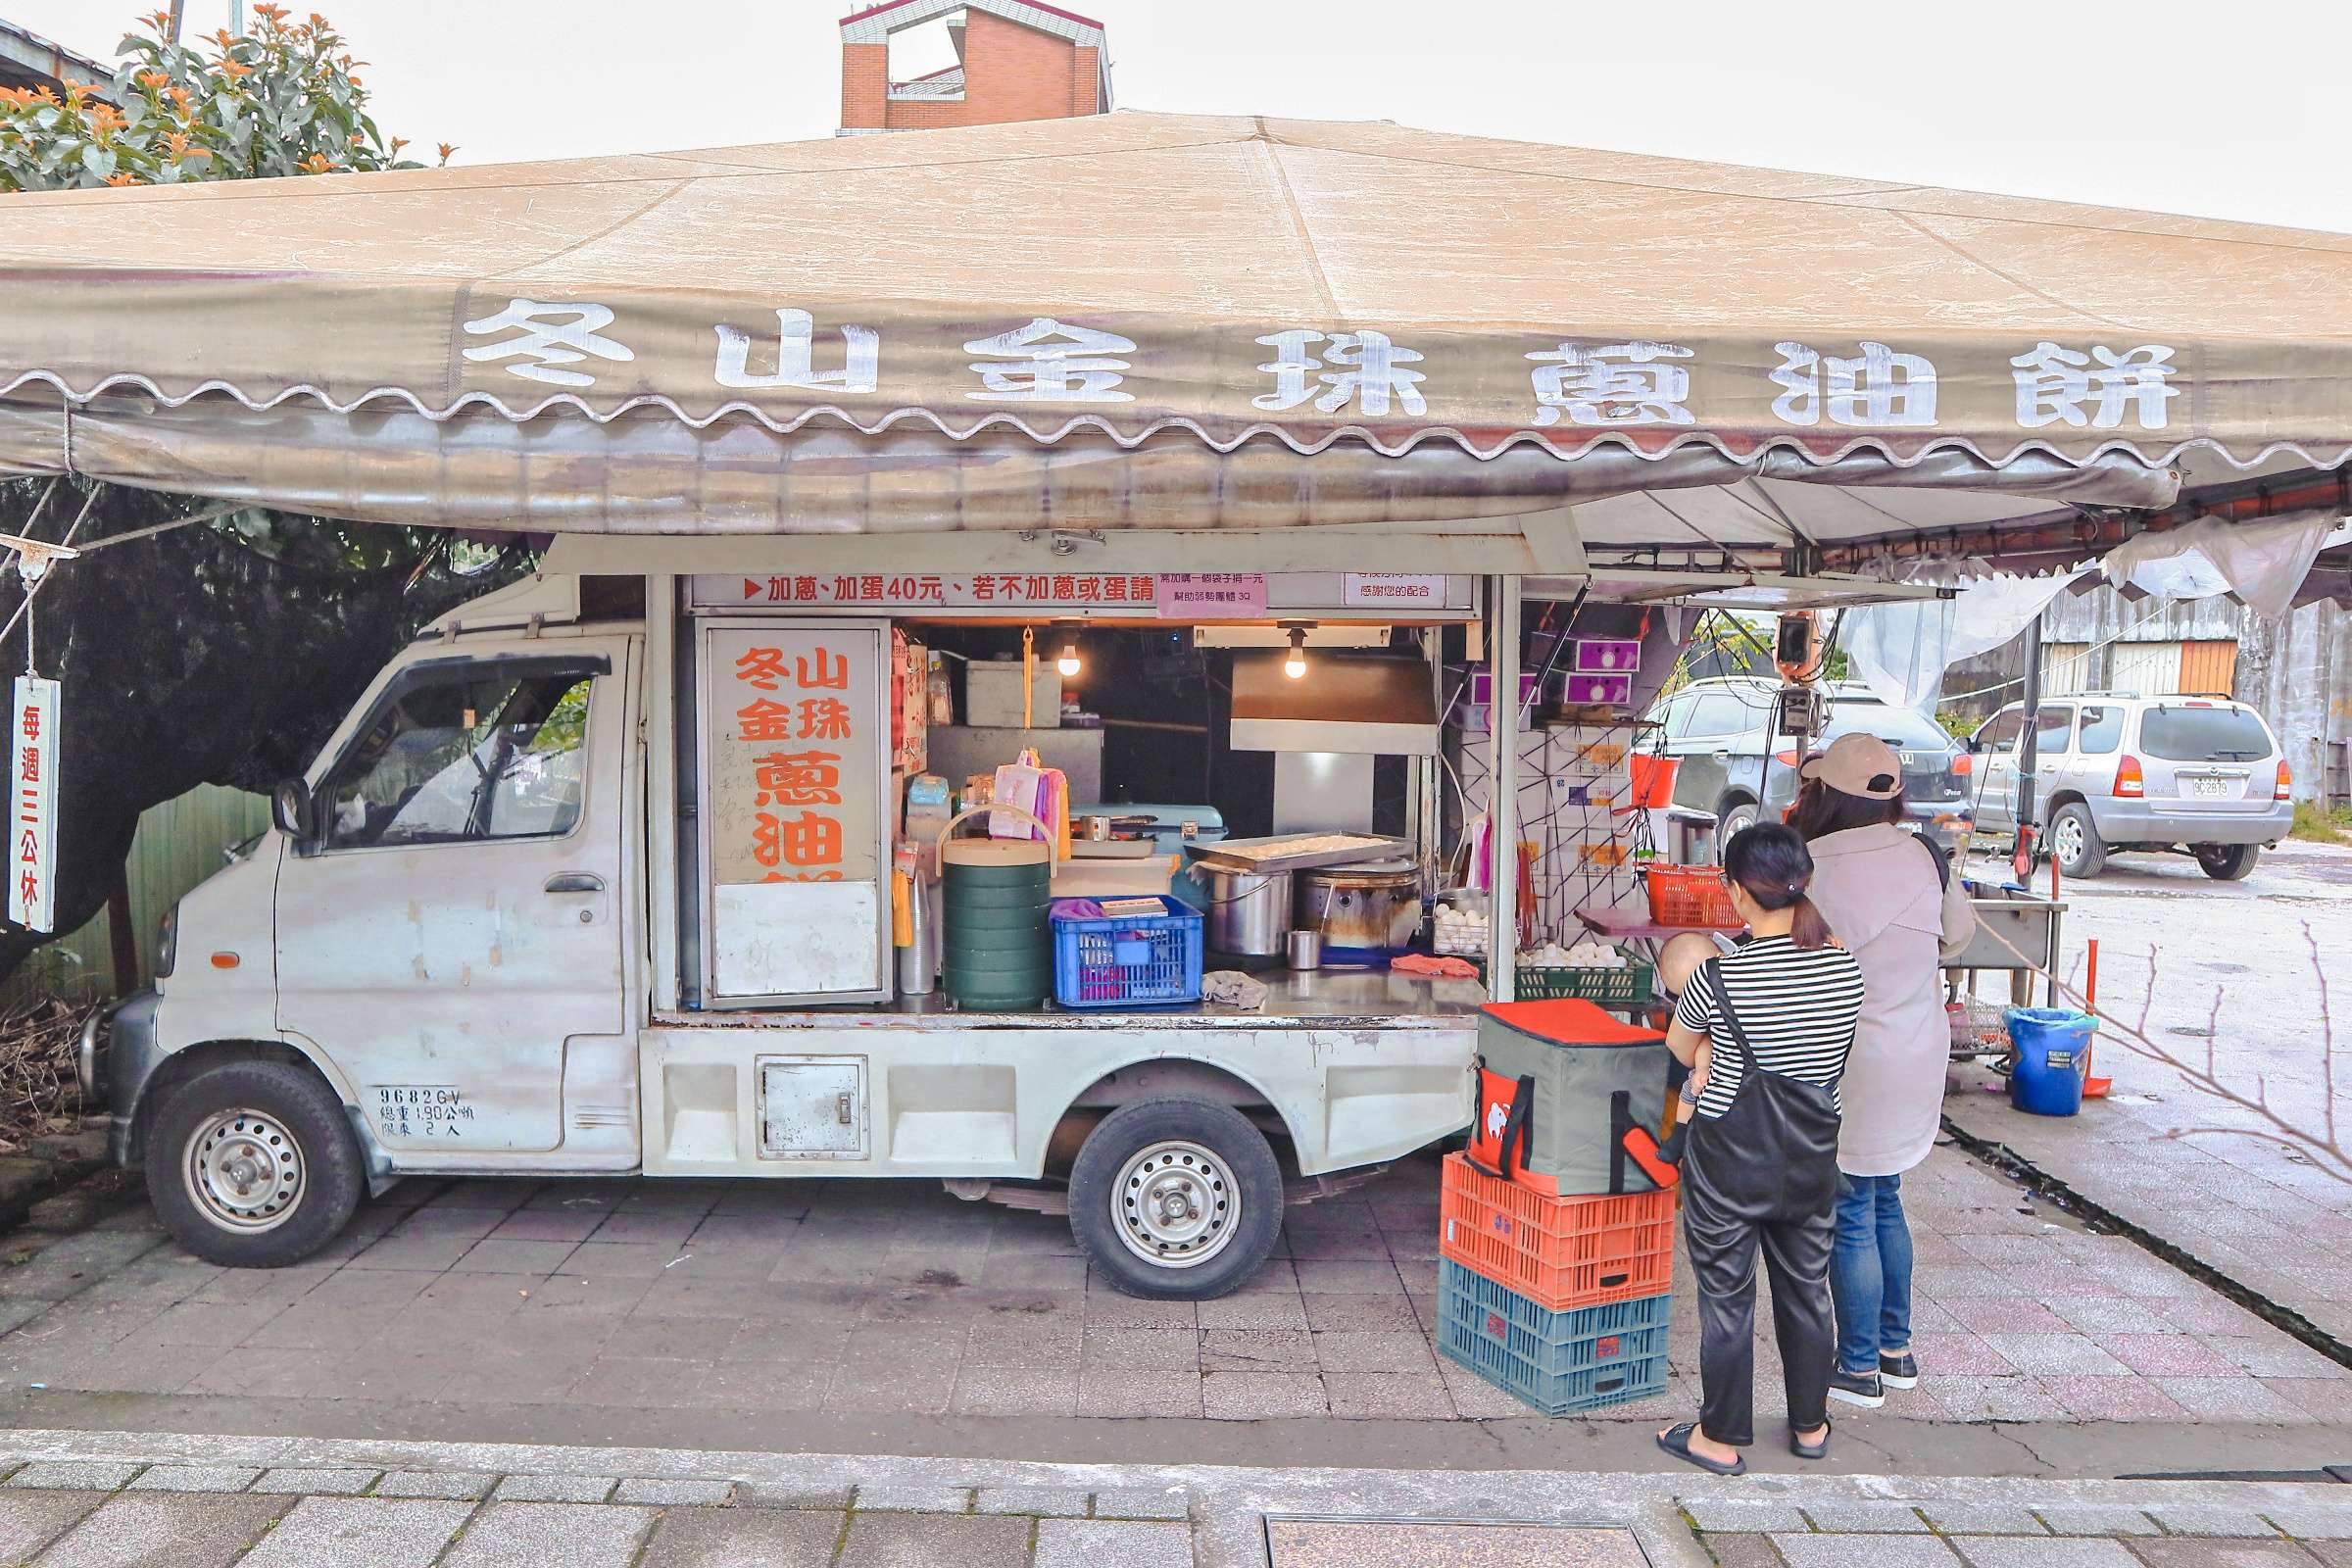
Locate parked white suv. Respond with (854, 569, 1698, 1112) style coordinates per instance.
(1968, 694, 2294, 880)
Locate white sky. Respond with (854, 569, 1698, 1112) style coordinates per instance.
(15, 0, 2352, 233)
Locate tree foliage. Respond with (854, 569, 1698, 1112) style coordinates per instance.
(1, 14, 515, 985)
(0, 5, 451, 191)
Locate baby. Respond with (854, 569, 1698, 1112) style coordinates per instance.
(1656, 932, 1724, 1129)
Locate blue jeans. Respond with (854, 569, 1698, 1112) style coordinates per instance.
(1830, 1173, 1914, 1376)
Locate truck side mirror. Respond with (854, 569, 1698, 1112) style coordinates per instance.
(1962, 733, 1982, 753)
(271, 778, 318, 842)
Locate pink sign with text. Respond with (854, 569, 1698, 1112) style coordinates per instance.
(1152, 572, 1267, 620)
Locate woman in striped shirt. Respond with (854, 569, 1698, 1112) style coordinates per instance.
(1655, 824, 1866, 1477)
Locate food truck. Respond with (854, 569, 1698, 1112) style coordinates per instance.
(14, 114, 2344, 1298)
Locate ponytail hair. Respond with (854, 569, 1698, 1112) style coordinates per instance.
(1722, 821, 1834, 951)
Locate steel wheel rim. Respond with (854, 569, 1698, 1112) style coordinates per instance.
(1113, 1139, 1240, 1269)
(184, 1107, 305, 1234)
(2052, 814, 2086, 867)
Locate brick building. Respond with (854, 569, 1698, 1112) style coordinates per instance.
(839, 0, 1110, 134)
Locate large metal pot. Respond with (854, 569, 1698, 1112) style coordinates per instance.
(1195, 864, 1295, 957)
(1298, 862, 1423, 960)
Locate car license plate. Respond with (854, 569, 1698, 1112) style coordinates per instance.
(2190, 777, 2230, 799)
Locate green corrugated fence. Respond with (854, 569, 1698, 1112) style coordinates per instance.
(3, 785, 270, 1006)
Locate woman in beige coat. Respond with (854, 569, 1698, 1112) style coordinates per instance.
(1789, 733, 1978, 1409)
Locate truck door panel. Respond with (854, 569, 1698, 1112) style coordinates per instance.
(274, 639, 635, 1162)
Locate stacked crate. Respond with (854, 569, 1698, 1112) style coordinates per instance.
(1437, 999, 1678, 1415)
(1436, 1155, 1675, 1414)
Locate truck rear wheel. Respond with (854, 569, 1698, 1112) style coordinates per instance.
(146, 1059, 365, 1268)
(1069, 1098, 1283, 1300)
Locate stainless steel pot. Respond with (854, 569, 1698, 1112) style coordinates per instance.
(1194, 864, 1295, 957)
(1297, 862, 1423, 958)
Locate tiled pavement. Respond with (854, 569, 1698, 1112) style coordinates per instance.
(7, 1443, 2352, 1567)
(0, 1459, 1194, 1566)
(0, 1139, 2339, 1433)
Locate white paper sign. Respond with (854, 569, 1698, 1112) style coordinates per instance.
(10, 676, 59, 933)
(1343, 573, 1448, 608)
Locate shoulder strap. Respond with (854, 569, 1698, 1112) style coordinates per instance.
(1918, 831, 1952, 891)
(1700, 954, 1761, 1075)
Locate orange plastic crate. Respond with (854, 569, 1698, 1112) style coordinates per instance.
(1644, 864, 1741, 930)
(1438, 1152, 1676, 1312)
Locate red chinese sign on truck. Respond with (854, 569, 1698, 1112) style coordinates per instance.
(710, 628, 879, 890)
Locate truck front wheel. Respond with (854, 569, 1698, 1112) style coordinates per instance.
(1069, 1098, 1283, 1300)
(146, 1059, 365, 1268)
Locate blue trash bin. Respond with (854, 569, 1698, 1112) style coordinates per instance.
(2006, 1006, 2093, 1117)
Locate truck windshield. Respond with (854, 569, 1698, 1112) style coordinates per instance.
(2137, 706, 2274, 763)
(320, 666, 596, 850)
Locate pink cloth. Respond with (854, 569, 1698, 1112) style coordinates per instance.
(1392, 953, 1479, 978)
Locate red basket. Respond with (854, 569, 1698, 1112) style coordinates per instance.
(1438, 1153, 1676, 1312)
(1644, 864, 1740, 930)
(1625, 753, 1678, 811)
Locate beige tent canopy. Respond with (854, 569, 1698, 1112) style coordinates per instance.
(3, 113, 2348, 564)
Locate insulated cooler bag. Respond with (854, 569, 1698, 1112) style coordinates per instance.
(1470, 998, 1678, 1197)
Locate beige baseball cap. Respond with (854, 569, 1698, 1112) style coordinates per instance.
(1798, 732, 1904, 800)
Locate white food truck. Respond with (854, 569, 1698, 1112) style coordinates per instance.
(83, 546, 1566, 1299)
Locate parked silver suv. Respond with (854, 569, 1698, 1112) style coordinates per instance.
(1967, 694, 2293, 880)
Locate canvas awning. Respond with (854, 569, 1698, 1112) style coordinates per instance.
(3, 113, 2348, 557)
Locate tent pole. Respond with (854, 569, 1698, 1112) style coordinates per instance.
(2014, 611, 2045, 881)
(1488, 576, 1520, 1003)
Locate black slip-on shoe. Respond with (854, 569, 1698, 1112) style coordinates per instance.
(1880, 1352, 1920, 1391)
(1827, 1368, 1886, 1408)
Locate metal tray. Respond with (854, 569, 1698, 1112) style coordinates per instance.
(1947, 881, 2066, 971)
(1186, 832, 1413, 875)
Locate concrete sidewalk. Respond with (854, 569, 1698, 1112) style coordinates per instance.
(1944, 839, 2352, 1352)
(8, 1428, 2352, 1566)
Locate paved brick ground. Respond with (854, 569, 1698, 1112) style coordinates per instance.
(0, 1460, 1191, 1567)
(0, 1137, 2333, 1431)
(5, 1448, 2352, 1567)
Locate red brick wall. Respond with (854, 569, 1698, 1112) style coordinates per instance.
(839, 9, 1104, 132)
(840, 40, 890, 131)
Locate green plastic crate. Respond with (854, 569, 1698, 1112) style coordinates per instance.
(1474, 961, 1654, 1007)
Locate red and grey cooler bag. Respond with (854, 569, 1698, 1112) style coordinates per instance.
(1467, 998, 1678, 1197)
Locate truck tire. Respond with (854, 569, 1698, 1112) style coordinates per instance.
(1069, 1098, 1284, 1300)
(2049, 803, 2107, 879)
(2195, 843, 2260, 881)
(1716, 797, 1760, 842)
(145, 1058, 365, 1268)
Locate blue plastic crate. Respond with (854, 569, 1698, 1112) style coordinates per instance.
(1437, 1259, 1670, 1414)
(1439, 1258, 1671, 1377)
(1051, 896, 1203, 1008)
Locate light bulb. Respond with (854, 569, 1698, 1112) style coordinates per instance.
(1055, 637, 1081, 678)
(1283, 627, 1307, 680)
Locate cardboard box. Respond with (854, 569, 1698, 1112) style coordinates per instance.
(965, 660, 1061, 728)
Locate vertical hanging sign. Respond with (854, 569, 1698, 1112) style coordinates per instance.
(10, 676, 58, 933)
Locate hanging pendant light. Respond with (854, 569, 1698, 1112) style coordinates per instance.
(1054, 621, 1082, 678)
(1283, 623, 1309, 680)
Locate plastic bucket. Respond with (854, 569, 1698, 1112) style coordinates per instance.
(2006, 1006, 2093, 1117)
